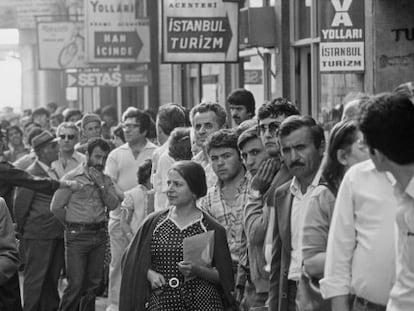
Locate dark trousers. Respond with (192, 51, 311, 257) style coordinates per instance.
(287, 280, 298, 311)
(352, 296, 386, 311)
(23, 238, 65, 311)
(0, 272, 22, 311)
(59, 228, 106, 311)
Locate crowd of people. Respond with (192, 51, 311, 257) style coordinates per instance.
(0, 83, 413, 311)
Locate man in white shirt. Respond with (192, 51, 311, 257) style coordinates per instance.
(104, 107, 157, 311)
(190, 102, 227, 188)
(320, 159, 397, 311)
(271, 115, 325, 311)
(52, 122, 85, 179)
(152, 104, 186, 211)
(358, 90, 414, 311)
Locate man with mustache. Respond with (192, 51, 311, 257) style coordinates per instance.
(227, 88, 256, 126)
(270, 115, 325, 311)
(51, 138, 119, 311)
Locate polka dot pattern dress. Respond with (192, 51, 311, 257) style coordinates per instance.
(147, 212, 224, 311)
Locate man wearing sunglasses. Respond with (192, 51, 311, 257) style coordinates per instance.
(242, 98, 300, 310)
(52, 122, 85, 179)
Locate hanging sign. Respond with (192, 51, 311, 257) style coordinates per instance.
(161, 0, 239, 63)
(319, 0, 365, 72)
(37, 21, 87, 69)
(85, 0, 150, 63)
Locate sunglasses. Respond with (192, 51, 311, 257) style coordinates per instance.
(258, 121, 281, 135)
(59, 134, 76, 140)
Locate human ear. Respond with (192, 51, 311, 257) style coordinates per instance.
(336, 149, 349, 167)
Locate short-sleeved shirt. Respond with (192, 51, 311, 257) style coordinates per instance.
(105, 141, 157, 219)
(200, 176, 249, 262)
(51, 151, 85, 179)
(54, 164, 114, 223)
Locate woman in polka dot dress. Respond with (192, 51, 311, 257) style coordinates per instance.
(120, 161, 237, 311)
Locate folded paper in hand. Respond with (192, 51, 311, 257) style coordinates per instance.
(183, 230, 215, 268)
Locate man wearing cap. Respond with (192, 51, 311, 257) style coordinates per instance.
(75, 113, 102, 154)
(0, 127, 79, 218)
(14, 131, 64, 311)
(51, 138, 119, 311)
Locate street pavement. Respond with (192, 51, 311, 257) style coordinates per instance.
(19, 273, 109, 310)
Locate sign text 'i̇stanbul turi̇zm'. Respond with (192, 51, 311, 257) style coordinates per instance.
(85, 0, 150, 63)
(161, 0, 239, 63)
(319, 0, 365, 72)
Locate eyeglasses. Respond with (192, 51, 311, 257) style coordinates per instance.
(121, 123, 140, 130)
(59, 134, 76, 140)
(258, 121, 281, 135)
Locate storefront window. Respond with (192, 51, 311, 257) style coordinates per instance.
(243, 55, 265, 112)
(201, 64, 225, 104)
(296, 0, 311, 40)
(319, 73, 364, 131)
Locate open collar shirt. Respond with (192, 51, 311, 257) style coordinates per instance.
(51, 151, 85, 179)
(200, 174, 250, 262)
(288, 167, 322, 281)
(105, 141, 156, 219)
(51, 164, 113, 224)
(320, 160, 397, 305)
(387, 176, 414, 311)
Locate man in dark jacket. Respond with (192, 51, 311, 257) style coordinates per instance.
(15, 131, 65, 311)
(0, 127, 79, 218)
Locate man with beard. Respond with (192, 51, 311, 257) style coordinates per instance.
(51, 138, 119, 311)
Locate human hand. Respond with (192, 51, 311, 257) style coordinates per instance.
(250, 158, 280, 193)
(147, 269, 166, 289)
(178, 261, 198, 278)
(60, 180, 83, 191)
(88, 167, 106, 187)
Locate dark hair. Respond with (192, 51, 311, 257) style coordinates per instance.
(279, 115, 325, 149)
(323, 120, 360, 194)
(64, 109, 82, 122)
(101, 105, 117, 118)
(168, 127, 192, 161)
(7, 125, 23, 137)
(205, 129, 239, 155)
(27, 128, 43, 146)
(86, 137, 111, 155)
(157, 104, 186, 135)
(32, 107, 50, 118)
(258, 97, 300, 120)
(23, 122, 41, 131)
(237, 126, 260, 150)
(227, 88, 255, 115)
(170, 160, 207, 199)
(137, 159, 152, 185)
(393, 81, 414, 99)
(122, 107, 151, 136)
(112, 124, 125, 143)
(190, 102, 227, 128)
(359, 92, 414, 164)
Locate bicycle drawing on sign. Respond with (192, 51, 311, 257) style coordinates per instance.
(58, 25, 85, 68)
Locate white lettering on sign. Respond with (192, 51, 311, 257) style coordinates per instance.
(168, 19, 226, 32)
(95, 46, 134, 56)
(321, 28, 362, 40)
(330, 0, 353, 27)
(78, 72, 122, 87)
